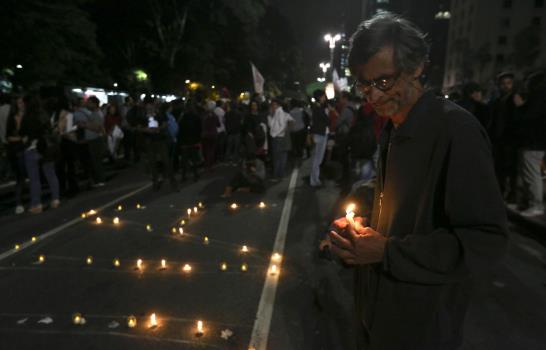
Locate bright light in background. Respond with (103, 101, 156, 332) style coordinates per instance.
(434, 11, 451, 19)
(325, 83, 335, 100)
(16, 64, 23, 69)
(324, 33, 342, 48)
(134, 69, 148, 81)
(185, 79, 190, 84)
(113, 82, 118, 87)
(317, 77, 326, 82)
(319, 62, 331, 73)
(444, 94, 449, 99)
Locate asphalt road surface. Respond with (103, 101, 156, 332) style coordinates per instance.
(0, 160, 544, 349)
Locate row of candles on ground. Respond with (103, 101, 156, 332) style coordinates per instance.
(32, 252, 283, 274)
(72, 312, 207, 336)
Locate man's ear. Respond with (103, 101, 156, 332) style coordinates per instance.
(413, 63, 425, 80)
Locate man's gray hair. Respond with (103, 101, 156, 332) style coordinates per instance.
(348, 12, 429, 74)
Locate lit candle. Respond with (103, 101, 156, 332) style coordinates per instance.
(14, 244, 20, 251)
(193, 207, 198, 214)
(149, 313, 158, 328)
(38, 255, 45, 264)
(259, 201, 266, 208)
(230, 203, 238, 210)
(345, 203, 356, 227)
(136, 259, 143, 270)
(241, 263, 248, 272)
(127, 315, 137, 328)
(180, 219, 186, 226)
(203, 236, 209, 245)
(136, 203, 141, 209)
(31, 236, 37, 242)
(88, 209, 97, 215)
(241, 245, 249, 253)
(178, 227, 184, 236)
(187, 208, 192, 218)
(86, 256, 93, 265)
(81, 213, 87, 218)
(146, 224, 153, 232)
(113, 217, 120, 225)
(72, 313, 82, 325)
(171, 227, 177, 234)
(160, 259, 167, 270)
(221, 262, 227, 271)
(183, 264, 192, 273)
(113, 258, 120, 267)
(198, 202, 204, 209)
(117, 205, 123, 211)
(96, 217, 102, 224)
(196, 320, 204, 336)
(271, 253, 282, 263)
(270, 264, 278, 275)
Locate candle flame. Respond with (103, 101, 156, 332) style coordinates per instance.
(230, 203, 238, 209)
(113, 217, 120, 224)
(81, 213, 87, 218)
(345, 203, 356, 215)
(183, 264, 192, 273)
(88, 209, 97, 215)
(180, 219, 186, 226)
(96, 217, 102, 224)
(136, 203, 141, 209)
(178, 227, 184, 235)
(221, 262, 227, 271)
(241, 245, 249, 253)
(241, 263, 248, 272)
(127, 315, 137, 328)
(161, 259, 167, 269)
(196, 320, 204, 335)
(193, 207, 198, 214)
(149, 313, 157, 328)
(31, 236, 37, 242)
(73, 313, 82, 325)
(259, 201, 266, 208)
(187, 208, 192, 215)
(117, 205, 123, 211)
(38, 255, 45, 263)
(113, 258, 120, 267)
(86, 256, 93, 265)
(271, 253, 282, 262)
(136, 259, 143, 269)
(171, 227, 176, 234)
(198, 202, 204, 208)
(204, 236, 209, 244)
(14, 244, 20, 250)
(270, 264, 278, 275)
(146, 224, 152, 232)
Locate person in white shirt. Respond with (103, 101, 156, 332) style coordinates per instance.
(268, 99, 294, 179)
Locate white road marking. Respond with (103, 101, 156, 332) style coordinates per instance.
(248, 167, 299, 350)
(0, 183, 151, 262)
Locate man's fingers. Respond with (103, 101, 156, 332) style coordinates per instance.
(332, 217, 349, 230)
(330, 243, 356, 262)
(328, 230, 353, 251)
(355, 216, 368, 226)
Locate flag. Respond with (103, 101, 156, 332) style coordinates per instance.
(332, 69, 341, 91)
(251, 62, 265, 94)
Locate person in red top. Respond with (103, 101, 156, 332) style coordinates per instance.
(104, 104, 122, 160)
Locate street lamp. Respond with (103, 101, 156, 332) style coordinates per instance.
(16, 64, 23, 69)
(319, 62, 331, 74)
(324, 33, 342, 81)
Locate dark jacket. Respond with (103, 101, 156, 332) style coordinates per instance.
(357, 92, 508, 350)
(178, 110, 202, 146)
(310, 104, 329, 136)
(514, 90, 546, 150)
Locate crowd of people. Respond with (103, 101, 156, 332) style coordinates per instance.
(0, 68, 544, 216)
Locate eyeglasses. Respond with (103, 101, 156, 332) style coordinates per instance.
(352, 71, 401, 97)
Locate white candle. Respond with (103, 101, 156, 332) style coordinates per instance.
(161, 259, 167, 269)
(96, 217, 102, 224)
(241, 245, 249, 253)
(270, 264, 278, 275)
(178, 227, 184, 236)
(271, 253, 282, 263)
(149, 313, 158, 328)
(193, 207, 198, 214)
(113, 217, 120, 225)
(196, 320, 204, 336)
(136, 259, 143, 270)
(88, 209, 97, 215)
(183, 264, 192, 273)
(187, 208, 192, 218)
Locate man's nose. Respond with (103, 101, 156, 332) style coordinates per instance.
(367, 87, 383, 104)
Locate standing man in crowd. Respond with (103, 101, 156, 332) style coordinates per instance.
(309, 89, 331, 187)
(268, 99, 293, 180)
(326, 12, 507, 350)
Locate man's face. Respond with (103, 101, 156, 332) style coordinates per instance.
(499, 77, 513, 94)
(271, 101, 279, 112)
(353, 46, 422, 117)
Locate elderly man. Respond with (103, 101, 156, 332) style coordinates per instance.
(326, 12, 508, 350)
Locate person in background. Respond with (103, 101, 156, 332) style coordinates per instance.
(5, 96, 28, 214)
(55, 96, 79, 197)
(334, 91, 355, 185)
(162, 102, 179, 183)
(513, 71, 546, 217)
(202, 102, 220, 171)
(214, 100, 227, 163)
(81, 96, 106, 187)
(289, 99, 308, 161)
(18, 95, 60, 213)
(309, 89, 330, 187)
(489, 72, 518, 202)
(0, 93, 12, 182)
(268, 98, 294, 180)
(224, 100, 243, 164)
(221, 157, 266, 198)
(142, 99, 177, 191)
(178, 99, 202, 182)
(104, 103, 123, 162)
(124, 96, 145, 163)
(459, 82, 491, 129)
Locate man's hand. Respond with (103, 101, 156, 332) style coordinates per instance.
(328, 218, 387, 265)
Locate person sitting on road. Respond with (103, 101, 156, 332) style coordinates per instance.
(221, 157, 266, 198)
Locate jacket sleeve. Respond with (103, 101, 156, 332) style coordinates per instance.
(383, 119, 508, 284)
